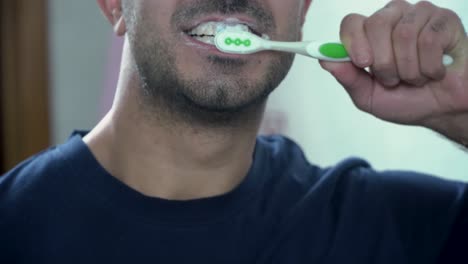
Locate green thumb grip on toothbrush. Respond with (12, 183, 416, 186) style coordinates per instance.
(315, 42, 454, 66)
(318, 43, 349, 59)
(214, 30, 454, 66)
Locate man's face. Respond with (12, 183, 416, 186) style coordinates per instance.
(123, 0, 308, 120)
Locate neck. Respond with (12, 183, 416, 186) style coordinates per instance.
(84, 47, 265, 201)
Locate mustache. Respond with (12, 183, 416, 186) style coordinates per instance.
(172, 0, 275, 32)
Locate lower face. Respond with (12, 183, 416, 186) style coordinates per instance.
(125, 0, 305, 122)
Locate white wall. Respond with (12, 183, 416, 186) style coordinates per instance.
(268, 0, 468, 181)
(48, 0, 111, 144)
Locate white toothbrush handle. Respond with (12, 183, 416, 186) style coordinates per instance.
(262, 40, 312, 57)
(262, 40, 352, 61)
(262, 40, 454, 66)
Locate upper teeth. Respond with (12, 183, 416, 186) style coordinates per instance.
(188, 22, 251, 37)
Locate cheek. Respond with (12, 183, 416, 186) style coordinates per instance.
(271, 3, 303, 41)
(137, 1, 178, 34)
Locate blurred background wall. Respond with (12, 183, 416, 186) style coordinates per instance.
(1, 0, 50, 172)
(48, 0, 467, 180)
(48, 0, 110, 145)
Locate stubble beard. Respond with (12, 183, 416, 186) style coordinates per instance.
(124, 2, 297, 128)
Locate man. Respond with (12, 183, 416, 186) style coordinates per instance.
(1, 0, 467, 262)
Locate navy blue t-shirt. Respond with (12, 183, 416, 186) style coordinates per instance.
(1, 131, 467, 263)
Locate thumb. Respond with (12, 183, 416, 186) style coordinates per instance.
(319, 60, 375, 113)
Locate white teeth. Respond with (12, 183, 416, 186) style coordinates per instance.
(187, 22, 270, 46)
(216, 23, 251, 34)
(188, 22, 253, 45)
(188, 22, 251, 37)
(194, 36, 215, 45)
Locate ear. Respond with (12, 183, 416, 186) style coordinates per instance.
(97, 0, 127, 36)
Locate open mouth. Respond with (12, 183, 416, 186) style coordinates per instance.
(184, 21, 268, 46)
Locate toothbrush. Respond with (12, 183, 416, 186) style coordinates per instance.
(214, 30, 454, 66)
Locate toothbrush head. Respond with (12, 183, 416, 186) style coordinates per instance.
(215, 30, 264, 55)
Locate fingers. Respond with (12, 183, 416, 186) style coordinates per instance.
(419, 8, 464, 80)
(340, 14, 373, 68)
(393, 1, 434, 86)
(339, 0, 465, 88)
(364, 1, 408, 87)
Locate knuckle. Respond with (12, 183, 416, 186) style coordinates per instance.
(400, 55, 417, 65)
(430, 13, 451, 33)
(387, 0, 408, 8)
(365, 14, 387, 30)
(418, 33, 437, 47)
(341, 13, 364, 32)
(394, 26, 417, 41)
(440, 8, 459, 20)
(415, 1, 435, 10)
(355, 99, 370, 112)
(342, 13, 361, 24)
(340, 13, 366, 42)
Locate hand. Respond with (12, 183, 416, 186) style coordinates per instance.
(320, 0, 468, 146)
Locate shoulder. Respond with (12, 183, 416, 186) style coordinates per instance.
(319, 160, 467, 262)
(254, 135, 373, 217)
(0, 146, 63, 204)
(335, 167, 468, 262)
(258, 134, 467, 227)
(259, 136, 468, 261)
(0, 132, 90, 195)
(256, 134, 371, 186)
(0, 145, 63, 247)
(257, 134, 466, 203)
(317, 159, 467, 224)
(345, 166, 467, 213)
(0, 134, 85, 225)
